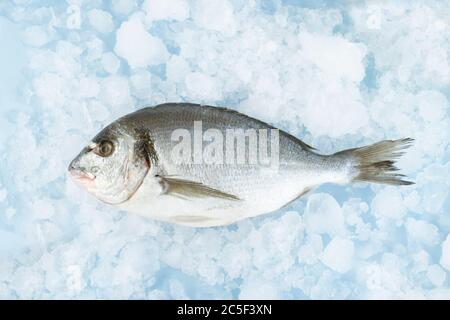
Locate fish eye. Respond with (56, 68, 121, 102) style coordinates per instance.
(96, 140, 114, 157)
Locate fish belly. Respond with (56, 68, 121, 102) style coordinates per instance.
(117, 163, 328, 227)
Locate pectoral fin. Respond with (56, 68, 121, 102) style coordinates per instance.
(158, 176, 240, 201)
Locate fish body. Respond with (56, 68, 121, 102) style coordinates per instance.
(69, 103, 413, 227)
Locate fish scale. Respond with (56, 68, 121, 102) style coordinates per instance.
(136, 105, 316, 203)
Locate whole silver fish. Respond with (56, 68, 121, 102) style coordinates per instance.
(69, 103, 413, 227)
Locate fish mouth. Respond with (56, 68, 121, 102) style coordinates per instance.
(69, 169, 96, 186)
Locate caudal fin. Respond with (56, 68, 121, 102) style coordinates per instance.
(340, 138, 414, 185)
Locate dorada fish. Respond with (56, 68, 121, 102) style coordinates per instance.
(69, 103, 413, 227)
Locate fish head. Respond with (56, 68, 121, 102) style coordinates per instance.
(68, 123, 150, 205)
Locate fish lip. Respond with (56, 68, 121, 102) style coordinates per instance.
(69, 168, 96, 182)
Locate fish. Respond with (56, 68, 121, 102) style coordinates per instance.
(68, 103, 414, 227)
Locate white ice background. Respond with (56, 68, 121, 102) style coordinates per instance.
(0, 0, 450, 299)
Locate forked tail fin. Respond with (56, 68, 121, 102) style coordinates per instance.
(337, 138, 415, 185)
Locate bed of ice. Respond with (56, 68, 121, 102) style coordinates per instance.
(0, 0, 449, 299)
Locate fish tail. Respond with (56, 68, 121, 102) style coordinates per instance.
(336, 138, 415, 185)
